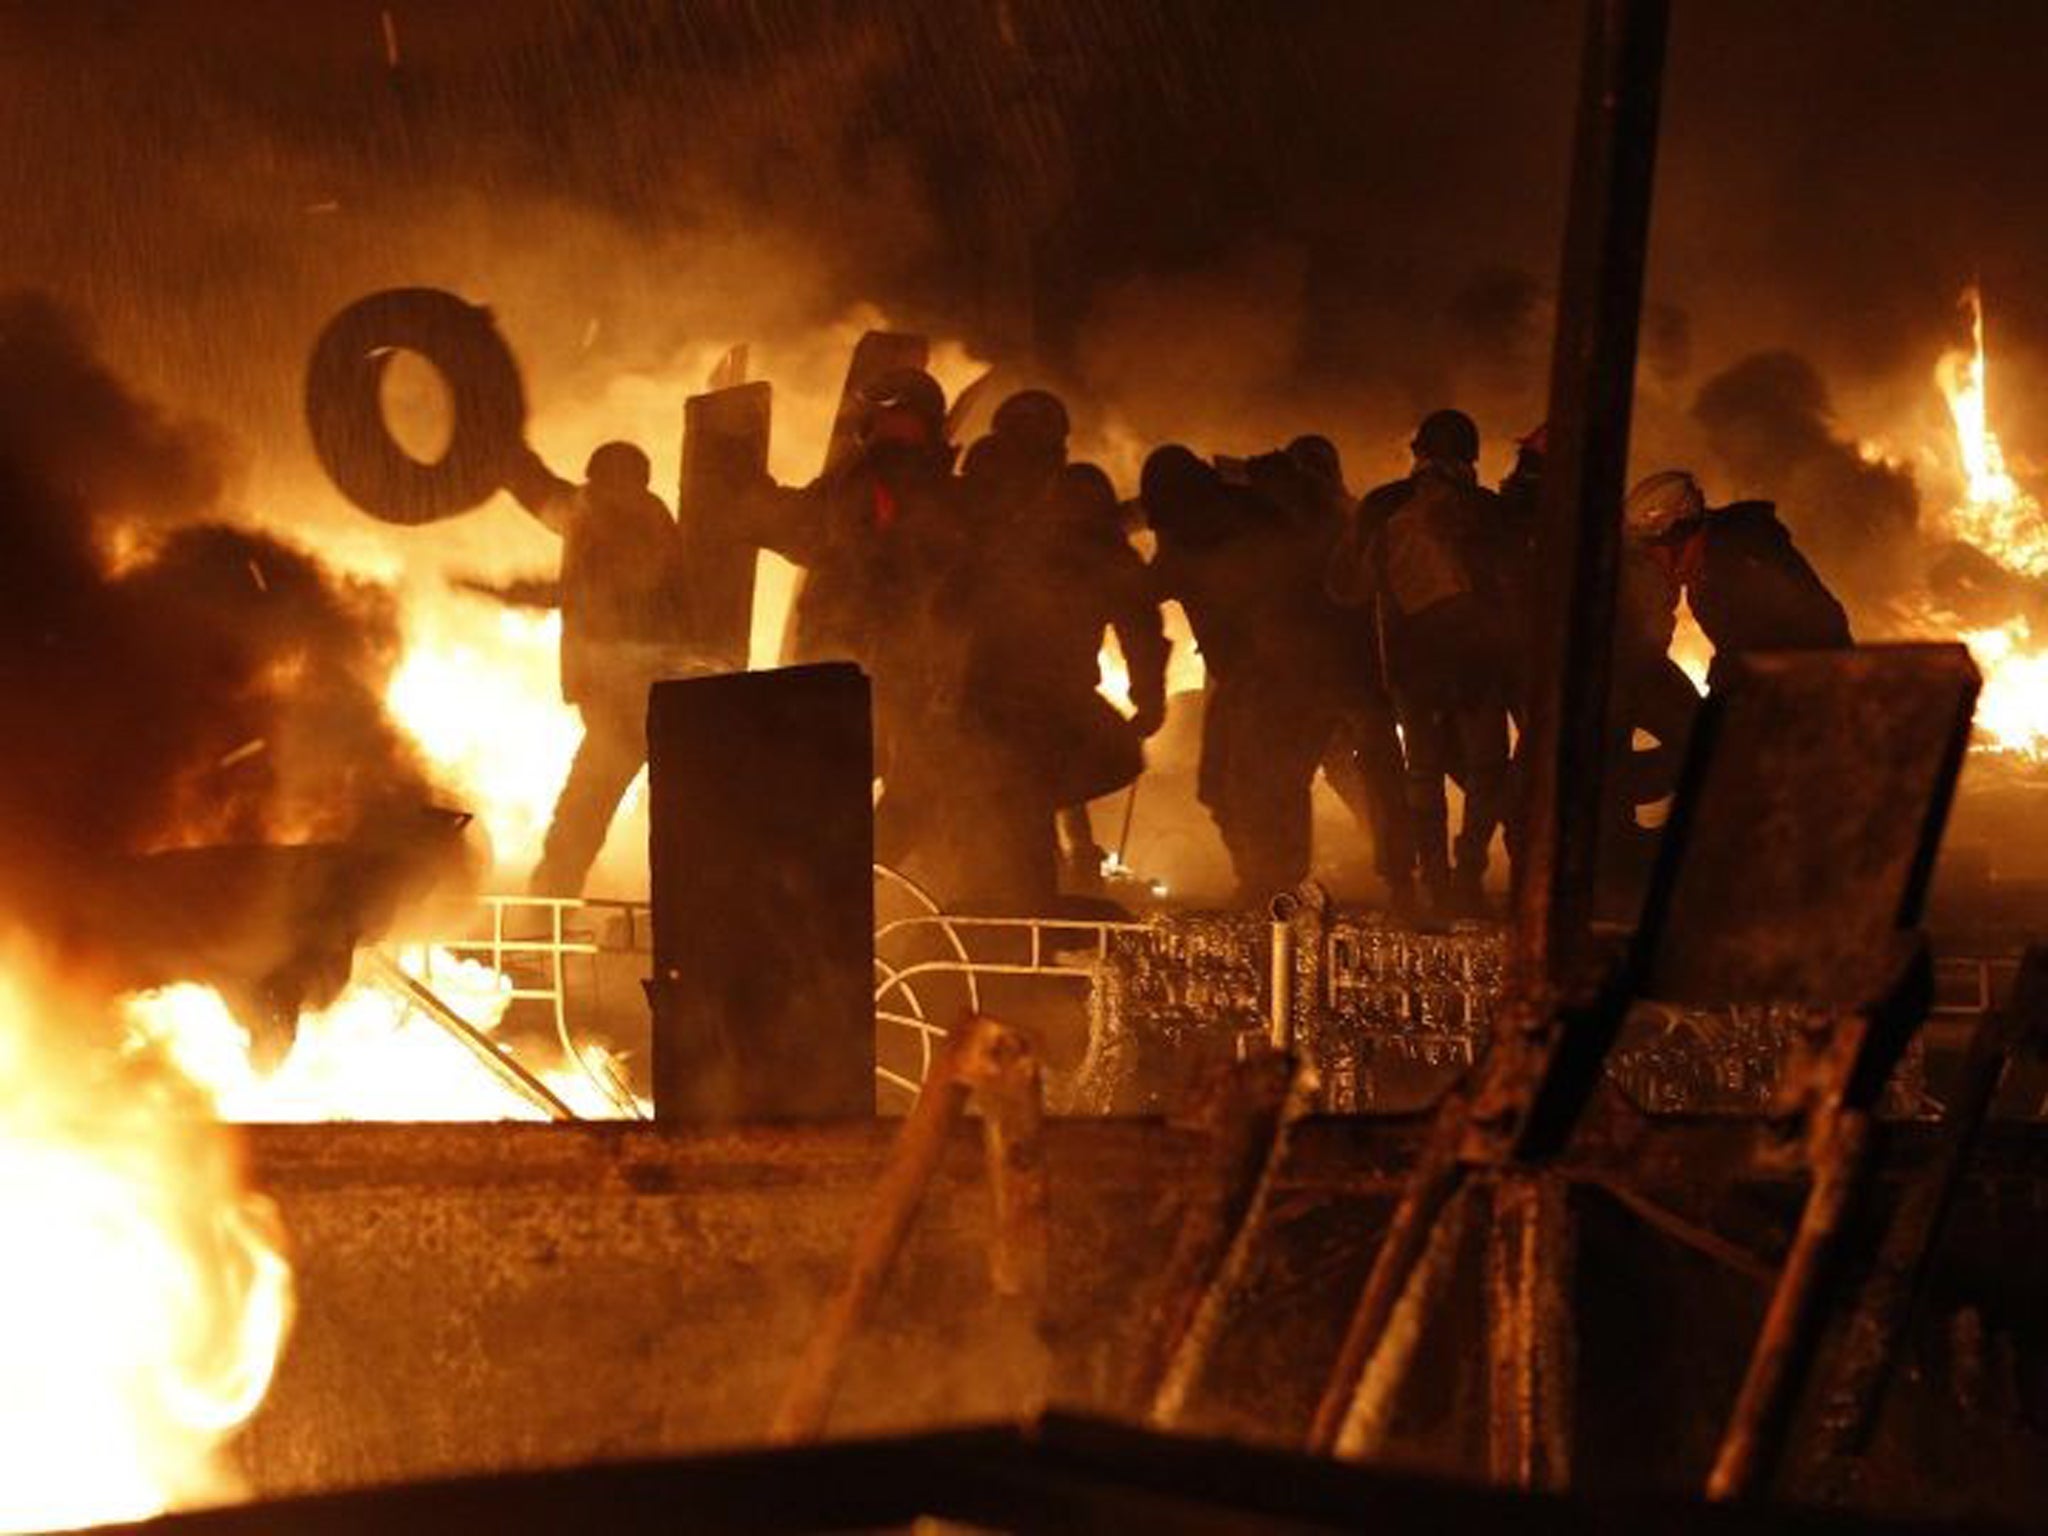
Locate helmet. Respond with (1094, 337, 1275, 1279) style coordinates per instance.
(1285, 433, 1343, 491)
(584, 440, 651, 493)
(1139, 444, 1212, 512)
(1411, 408, 1480, 465)
(990, 389, 1070, 452)
(1623, 470, 1705, 541)
(858, 367, 947, 446)
(1055, 462, 1118, 523)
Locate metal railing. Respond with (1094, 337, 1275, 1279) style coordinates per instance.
(401, 894, 645, 1120)
(389, 877, 2032, 1118)
(871, 874, 1148, 1100)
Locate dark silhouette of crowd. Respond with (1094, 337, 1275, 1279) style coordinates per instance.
(519, 369, 1853, 921)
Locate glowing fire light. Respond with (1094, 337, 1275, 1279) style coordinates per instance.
(1956, 619, 2048, 760)
(0, 955, 292, 1533)
(385, 596, 587, 876)
(126, 947, 644, 1122)
(1938, 287, 2048, 575)
(1932, 287, 2048, 758)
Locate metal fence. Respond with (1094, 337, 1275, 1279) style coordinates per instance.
(400, 878, 2026, 1119)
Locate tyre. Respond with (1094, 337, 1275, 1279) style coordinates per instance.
(305, 287, 526, 524)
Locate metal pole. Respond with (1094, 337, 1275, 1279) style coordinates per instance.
(1484, 1172, 1576, 1488)
(1146, 1058, 1314, 1428)
(1114, 779, 1141, 869)
(769, 1026, 980, 1442)
(1307, 0, 1671, 1471)
(362, 948, 576, 1122)
(1509, 0, 1671, 1000)
(1269, 911, 1297, 1052)
(770, 1016, 1041, 1444)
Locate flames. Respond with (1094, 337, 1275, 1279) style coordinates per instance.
(1953, 619, 2048, 758)
(0, 952, 292, 1533)
(9, 286, 2048, 1532)
(1931, 287, 2048, 759)
(385, 596, 588, 879)
(125, 945, 647, 1124)
(1938, 288, 2048, 576)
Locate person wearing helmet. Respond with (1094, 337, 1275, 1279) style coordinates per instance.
(961, 458, 1169, 896)
(960, 387, 1072, 526)
(1622, 468, 1851, 684)
(1484, 423, 1550, 877)
(1600, 471, 1709, 907)
(1624, 469, 1851, 688)
(504, 438, 692, 897)
(1600, 469, 1851, 912)
(1330, 408, 1513, 919)
(972, 390, 1137, 884)
(1146, 442, 1354, 905)
(728, 367, 1018, 900)
(1260, 435, 1417, 913)
(739, 364, 960, 672)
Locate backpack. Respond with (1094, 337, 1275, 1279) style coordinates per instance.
(1378, 473, 1475, 617)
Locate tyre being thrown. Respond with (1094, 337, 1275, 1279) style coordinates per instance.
(305, 287, 526, 524)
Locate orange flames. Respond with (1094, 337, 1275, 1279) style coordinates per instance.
(1933, 287, 2048, 759)
(385, 598, 587, 878)
(125, 945, 646, 1123)
(0, 953, 292, 1533)
(1938, 288, 2048, 575)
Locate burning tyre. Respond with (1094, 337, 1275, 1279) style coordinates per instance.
(305, 287, 526, 524)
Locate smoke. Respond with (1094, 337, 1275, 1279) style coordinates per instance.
(0, 1, 2039, 906)
(1447, 266, 1548, 383)
(0, 294, 448, 981)
(2, 2, 2043, 512)
(0, 2, 1593, 517)
(1692, 350, 1921, 609)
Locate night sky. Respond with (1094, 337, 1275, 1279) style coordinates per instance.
(2, 2, 2044, 540)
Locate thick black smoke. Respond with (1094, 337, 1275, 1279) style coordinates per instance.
(0, 5, 2039, 600)
(0, 294, 446, 971)
(1692, 350, 1921, 609)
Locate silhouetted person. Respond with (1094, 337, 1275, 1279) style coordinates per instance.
(1284, 434, 1417, 912)
(1492, 422, 1548, 879)
(1332, 409, 1512, 918)
(960, 390, 1142, 884)
(1625, 469, 1851, 687)
(505, 440, 690, 897)
(1145, 445, 1348, 904)
(965, 461, 1169, 891)
(961, 388, 1071, 528)
(1597, 472, 1707, 907)
(759, 367, 964, 676)
(1598, 470, 1851, 913)
(728, 368, 1073, 910)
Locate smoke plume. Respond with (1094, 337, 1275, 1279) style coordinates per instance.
(1692, 350, 1921, 608)
(0, 294, 449, 987)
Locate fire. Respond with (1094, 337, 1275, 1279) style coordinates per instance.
(1932, 287, 2048, 758)
(386, 593, 586, 880)
(363, 311, 992, 893)
(1955, 619, 2048, 759)
(127, 946, 646, 1123)
(1937, 287, 2048, 574)
(1668, 596, 1712, 691)
(0, 953, 292, 1533)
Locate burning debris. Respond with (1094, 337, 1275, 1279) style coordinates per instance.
(1916, 288, 2048, 762)
(1692, 348, 1920, 608)
(11, 3, 2048, 1533)
(0, 297, 452, 911)
(0, 948, 290, 1534)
